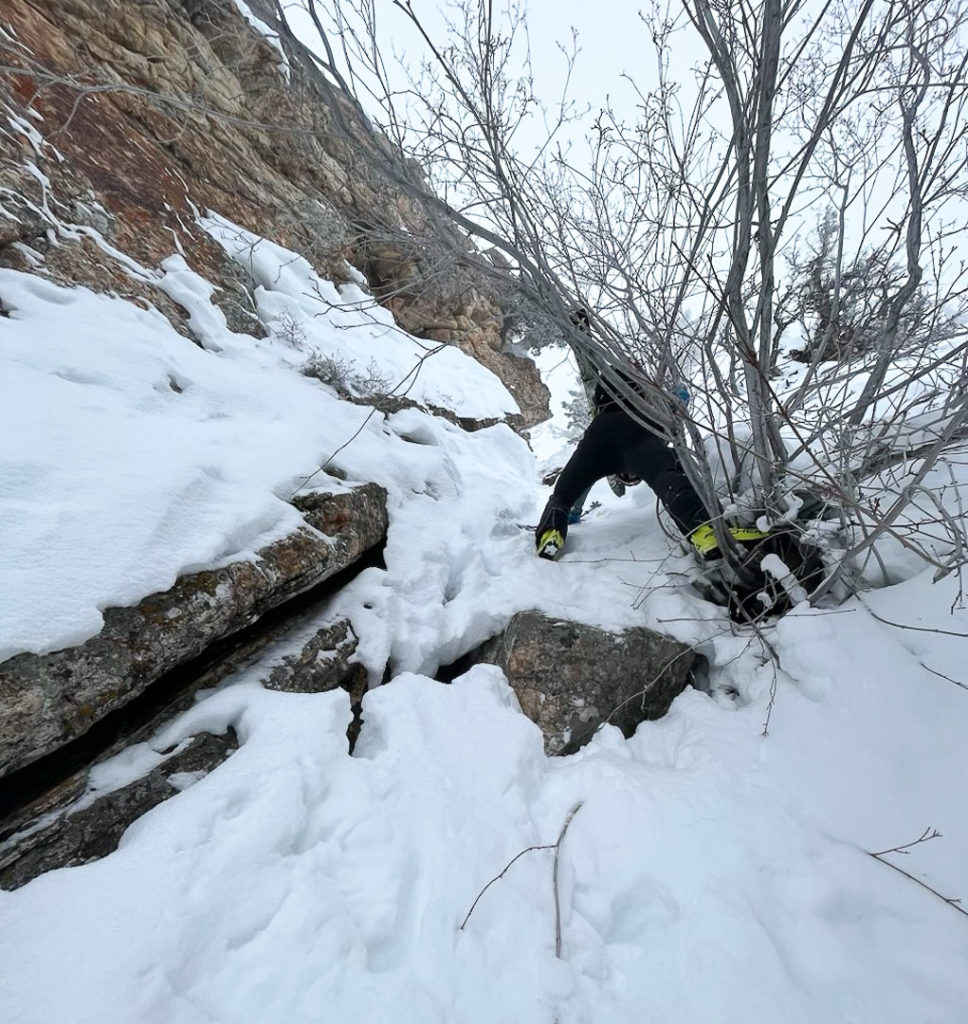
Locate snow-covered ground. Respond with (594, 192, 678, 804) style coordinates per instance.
(1, 222, 967, 1024)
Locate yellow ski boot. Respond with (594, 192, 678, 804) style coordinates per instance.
(536, 528, 565, 560)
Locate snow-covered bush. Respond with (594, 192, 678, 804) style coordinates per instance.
(301, 353, 393, 400)
(295, 0, 968, 603)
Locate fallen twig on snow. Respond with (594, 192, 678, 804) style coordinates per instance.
(460, 801, 584, 960)
(858, 601, 968, 638)
(867, 827, 968, 919)
(553, 803, 583, 957)
(918, 661, 968, 692)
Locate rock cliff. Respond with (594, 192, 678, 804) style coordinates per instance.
(0, 0, 550, 423)
(0, 0, 550, 780)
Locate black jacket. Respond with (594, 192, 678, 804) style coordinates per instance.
(591, 374, 670, 437)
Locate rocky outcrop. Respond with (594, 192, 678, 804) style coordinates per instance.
(334, 391, 528, 435)
(473, 611, 696, 755)
(264, 618, 368, 753)
(0, 484, 388, 779)
(473, 350, 551, 430)
(264, 619, 366, 698)
(0, 729, 238, 891)
(0, 0, 551, 426)
(0, 614, 365, 891)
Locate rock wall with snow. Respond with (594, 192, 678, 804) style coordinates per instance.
(0, 0, 549, 424)
(0, 0, 556, 779)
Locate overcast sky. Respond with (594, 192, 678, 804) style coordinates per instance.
(284, 0, 682, 152)
(280, 1, 968, 285)
(399, 0, 675, 138)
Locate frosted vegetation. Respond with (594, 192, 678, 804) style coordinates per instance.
(294, 0, 968, 593)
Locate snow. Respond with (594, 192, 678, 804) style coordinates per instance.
(201, 212, 518, 422)
(0, 220, 518, 660)
(2, 221, 968, 1024)
(230, 0, 291, 81)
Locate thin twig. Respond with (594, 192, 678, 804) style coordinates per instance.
(858, 600, 968, 638)
(919, 661, 968, 692)
(460, 801, 584, 959)
(867, 827, 968, 919)
(869, 825, 940, 857)
(553, 802, 583, 958)
(458, 843, 556, 931)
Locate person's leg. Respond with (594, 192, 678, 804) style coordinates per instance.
(569, 483, 594, 523)
(536, 413, 621, 555)
(611, 418, 770, 558)
(610, 418, 711, 537)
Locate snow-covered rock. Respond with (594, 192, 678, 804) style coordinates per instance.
(0, 485, 387, 778)
(474, 610, 696, 754)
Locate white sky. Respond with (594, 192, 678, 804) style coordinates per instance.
(285, 0, 680, 154)
(300, 1, 966, 230)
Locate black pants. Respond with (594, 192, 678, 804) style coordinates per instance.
(538, 409, 710, 544)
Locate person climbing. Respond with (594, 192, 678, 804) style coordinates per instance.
(535, 312, 767, 561)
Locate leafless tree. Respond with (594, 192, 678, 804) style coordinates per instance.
(6, 0, 964, 602)
(282, 0, 968, 602)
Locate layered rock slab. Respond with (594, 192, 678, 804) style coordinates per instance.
(0, 615, 367, 889)
(0, 484, 387, 778)
(0, 729, 238, 891)
(474, 611, 696, 755)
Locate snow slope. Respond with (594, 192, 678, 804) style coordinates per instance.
(1, 224, 967, 1024)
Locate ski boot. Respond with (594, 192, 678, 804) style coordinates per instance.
(536, 528, 565, 560)
(688, 523, 771, 560)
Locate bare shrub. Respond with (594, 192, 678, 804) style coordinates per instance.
(302, 353, 393, 399)
(285, 0, 968, 600)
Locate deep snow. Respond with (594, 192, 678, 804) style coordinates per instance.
(1, 217, 967, 1024)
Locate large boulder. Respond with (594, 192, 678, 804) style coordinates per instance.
(473, 611, 696, 755)
(0, 484, 387, 779)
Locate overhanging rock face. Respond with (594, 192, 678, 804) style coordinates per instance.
(474, 611, 696, 755)
(0, 484, 388, 779)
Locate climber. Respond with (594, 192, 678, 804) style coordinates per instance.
(536, 313, 767, 561)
